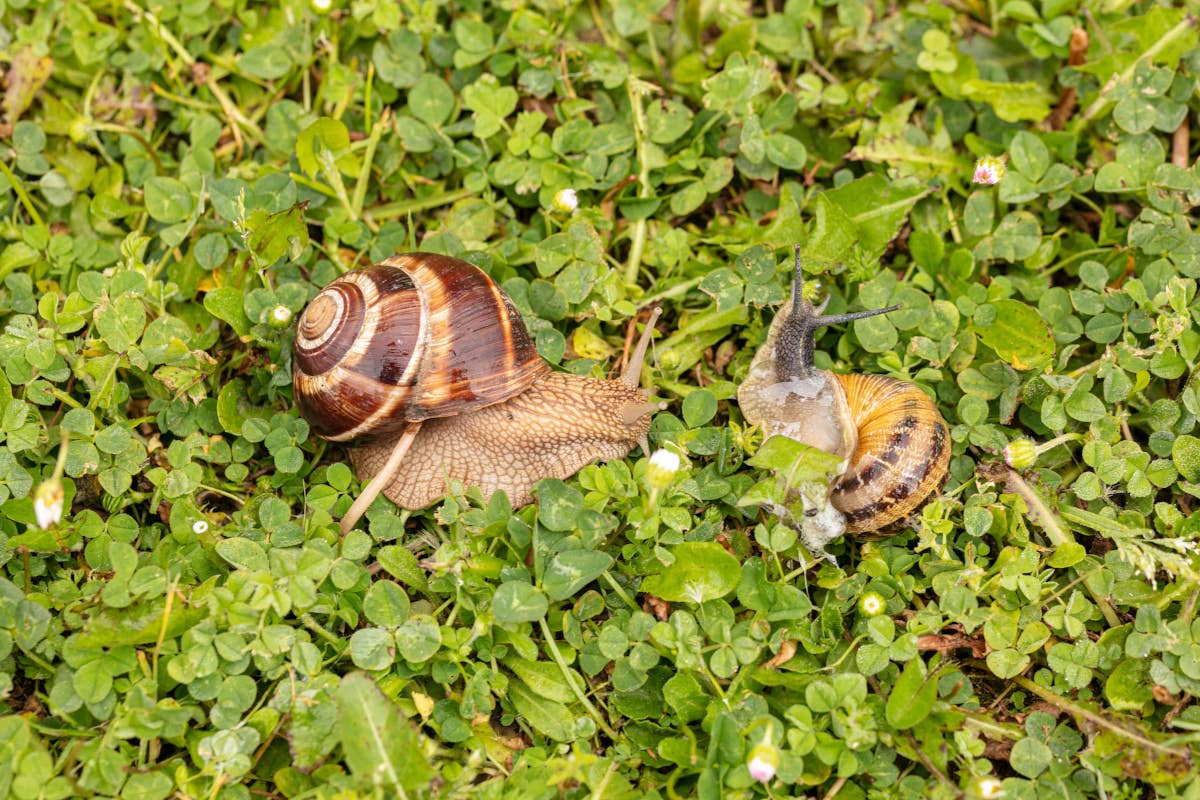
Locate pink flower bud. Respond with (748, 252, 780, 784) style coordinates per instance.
(972, 156, 1006, 185)
(746, 743, 778, 783)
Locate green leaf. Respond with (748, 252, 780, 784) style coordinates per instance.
(822, 175, 927, 261)
(1105, 659, 1153, 711)
(542, 550, 613, 601)
(1095, 162, 1139, 192)
(93, 294, 147, 355)
(986, 648, 1029, 678)
(204, 287, 252, 337)
(744, 436, 844, 486)
(973, 299, 1054, 370)
(640, 542, 740, 604)
(1172, 435, 1200, 482)
(77, 599, 206, 648)
(349, 628, 395, 671)
(682, 389, 717, 427)
(143, 177, 195, 223)
(507, 681, 576, 742)
(246, 206, 309, 266)
(462, 76, 518, 139)
(663, 671, 709, 722)
(507, 657, 577, 704)
(215, 538, 269, 572)
(885, 657, 937, 729)
(492, 582, 549, 623)
(239, 44, 293, 80)
(534, 480, 584, 531)
(394, 616, 441, 662)
(377, 545, 429, 592)
(409, 73, 456, 126)
(961, 79, 1053, 122)
(295, 117, 351, 177)
(363, 581, 410, 627)
(763, 133, 807, 170)
(337, 673, 433, 793)
(1009, 131, 1050, 180)
(1010, 737, 1052, 778)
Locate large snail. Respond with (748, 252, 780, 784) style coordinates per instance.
(293, 253, 661, 533)
(737, 246, 950, 557)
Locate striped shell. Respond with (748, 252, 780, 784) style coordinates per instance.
(830, 373, 950, 533)
(293, 253, 549, 442)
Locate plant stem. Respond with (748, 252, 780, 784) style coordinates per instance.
(1073, 14, 1198, 130)
(300, 613, 344, 648)
(537, 618, 618, 739)
(0, 158, 44, 227)
(152, 575, 180, 686)
(366, 188, 474, 222)
(624, 79, 654, 287)
(92, 122, 165, 173)
(351, 109, 390, 220)
(1012, 675, 1191, 758)
(1002, 468, 1121, 627)
(601, 571, 638, 609)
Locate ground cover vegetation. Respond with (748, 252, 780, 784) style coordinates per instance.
(1, 0, 1199, 798)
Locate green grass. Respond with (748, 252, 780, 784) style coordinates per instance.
(1, 1, 1200, 798)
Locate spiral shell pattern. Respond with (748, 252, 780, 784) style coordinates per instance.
(293, 253, 548, 441)
(831, 373, 950, 533)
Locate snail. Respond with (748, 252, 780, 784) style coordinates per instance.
(737, 245, 950, 558)
(292, 252, 662, 534)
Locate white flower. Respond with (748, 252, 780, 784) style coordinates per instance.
(551, 188, 578, 214)
(33, 480, 64, 530)
(311, 0, 333, 12)
(858, 592, 885, 617)
(972, 156, 1006, 185)
(650, 449, 681, 472)
(646, 448, 682, 491)
(746, 744, 778, 783)
(268, 305, 294, 328)
(975, 777, 1004, 798)
(193, 520, 210, 535)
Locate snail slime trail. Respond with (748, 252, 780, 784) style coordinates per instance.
(292, 253, 664, 535)
(738, 245, 950, 560)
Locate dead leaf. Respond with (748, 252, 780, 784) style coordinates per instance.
(643, 593, 670, 621)
(3, 48, 53, 125)
(761, 639, 797, 669)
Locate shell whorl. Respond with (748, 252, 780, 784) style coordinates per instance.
(293, 253, 549, 442)
(831, 373, 950, 533)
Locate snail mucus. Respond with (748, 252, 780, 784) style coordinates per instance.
(291, 253, 663, 534)
(737, 246, 950, 559)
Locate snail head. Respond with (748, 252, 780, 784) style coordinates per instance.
(775, 243, 901, 380)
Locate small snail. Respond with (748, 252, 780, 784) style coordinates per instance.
(292, 253, 661, 534)
(737, 246, 950, 557)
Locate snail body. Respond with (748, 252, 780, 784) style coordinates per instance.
(738, 247, 949, 556)
(293, 253, 660, 532)
(348, 370, 653, 508)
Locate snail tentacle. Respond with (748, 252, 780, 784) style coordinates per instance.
(339, 421, 421, 535)
(622, 306, 662, 388)
(775, 245, 901, 379)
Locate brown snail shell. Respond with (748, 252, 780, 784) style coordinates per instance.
(293, 253, 549, 441)
(292, 252, 661, 531)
